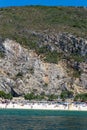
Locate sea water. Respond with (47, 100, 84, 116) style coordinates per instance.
(0, 109, 87, 130)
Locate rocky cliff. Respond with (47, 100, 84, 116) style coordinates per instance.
(0, 32, 87, 98)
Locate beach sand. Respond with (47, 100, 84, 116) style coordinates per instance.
(0, 101, 87, 111)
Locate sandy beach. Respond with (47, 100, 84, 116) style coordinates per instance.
(0, 99, 87, 111)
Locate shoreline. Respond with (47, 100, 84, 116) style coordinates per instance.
(0, 101, 87, 111)
(0, 108, 87, 112)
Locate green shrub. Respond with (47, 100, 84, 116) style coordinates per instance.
(28, 42, 38, 50)
(29, 67, 34, 74)
(44, 51, 61, 64)
(0, 51, 5, 58)
(60, 90, 73, 100)
(24, 92, 35, 100)
(24, 92, 45, 100)
(37, 45, 49, 54)
(0, 91, 6, 98)
(73, 70, 81, 78)
(35, 95, 45, 100)
(0, 91, 13, 99)
(48, 94, 58, 101)
(4, 93, 13, 100)
(70, 54, 85, 62)
(16, 72, 23, 78)
(74, 93, 87, 102)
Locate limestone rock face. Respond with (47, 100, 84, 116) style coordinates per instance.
(34, 32, 87, 57)
(0, 34, 87, 96)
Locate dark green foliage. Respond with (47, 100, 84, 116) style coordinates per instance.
(13, 35, 36, 49)
(24, 92, 45, 100)
(74, 93, 87, 102)
(0, 91, 6, 98)
(37, 45, 49, 54)
(70, 54, 85, 62)
(28, 42, 38, 50)
(16, 72, 23, 78)
(43, 83, 48, 87)
(24, 92, 35, 100)
(60, 90, 73, 100)
(29, 68, 34, 74)
(37, 45, 63, 63)
(24, 92, 59, 101)
(0, 51, 5, 58)
(73, 70, 81, 78)
(36, 44, 63, 63)
(0, 91, 13, 99)
(35, 95, 45, 100)
(48, 94, 58, 101)
(65, 54, 86, 63)
(4, 93, 13, 100)
(44, 51, 61, 64)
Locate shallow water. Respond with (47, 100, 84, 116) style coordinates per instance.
(0, 109, 87, 130)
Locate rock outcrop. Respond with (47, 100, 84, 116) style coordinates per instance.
(0, 33, 87, 97)
(32, 32, 87, 57)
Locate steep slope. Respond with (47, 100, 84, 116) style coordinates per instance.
(0, 35, 87, 98)
(0, 6, 87, 100)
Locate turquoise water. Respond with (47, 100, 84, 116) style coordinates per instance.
(0, 109, 87, 130)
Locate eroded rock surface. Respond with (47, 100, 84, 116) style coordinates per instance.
(0, 34, 87, 97)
